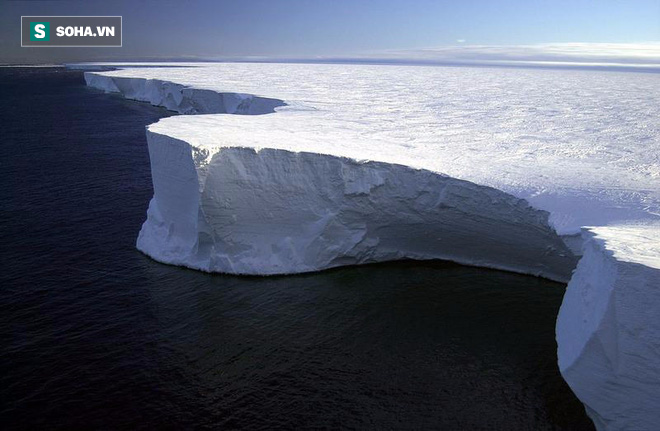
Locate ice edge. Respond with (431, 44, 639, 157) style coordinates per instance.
(84, 71, 577, 282)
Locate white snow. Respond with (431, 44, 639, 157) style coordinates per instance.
(83, 62, 660, 430)
(83, 63, 660, 236)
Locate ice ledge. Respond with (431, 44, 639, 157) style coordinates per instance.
(84, 71, 285, 115)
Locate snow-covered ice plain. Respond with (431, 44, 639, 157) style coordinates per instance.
(83, 62, 659, 430)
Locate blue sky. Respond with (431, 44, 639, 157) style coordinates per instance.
(1, 0, 659, 64)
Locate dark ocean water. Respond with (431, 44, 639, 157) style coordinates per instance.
(0, 67, 593, 430)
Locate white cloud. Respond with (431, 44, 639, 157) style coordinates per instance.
(364, 42, 660, 67)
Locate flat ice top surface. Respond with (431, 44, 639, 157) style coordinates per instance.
(589, 223, 660, 268)
(94, 63, 660, 250)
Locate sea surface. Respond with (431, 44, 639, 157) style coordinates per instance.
(0, 67, 593, 430)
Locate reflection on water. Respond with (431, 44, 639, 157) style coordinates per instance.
(0, 68, 593, 430)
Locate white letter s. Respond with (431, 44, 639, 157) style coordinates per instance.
(35, 24, 45, 39)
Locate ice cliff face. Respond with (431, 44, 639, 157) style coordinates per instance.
(557, 225, 660, 431)
(84, 64, 660, 430)
(84, 72, 284, 115)
(139, 132, 575, 279)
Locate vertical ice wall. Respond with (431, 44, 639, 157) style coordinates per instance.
(557, 225, 660, 431)
(136, 132, 577, 279)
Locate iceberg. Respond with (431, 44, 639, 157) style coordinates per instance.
(83, 63, 660, 430)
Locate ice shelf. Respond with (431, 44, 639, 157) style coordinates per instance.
(83, 63, 660, 430)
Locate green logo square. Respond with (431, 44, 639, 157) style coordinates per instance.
(30, 22, 50, 41)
